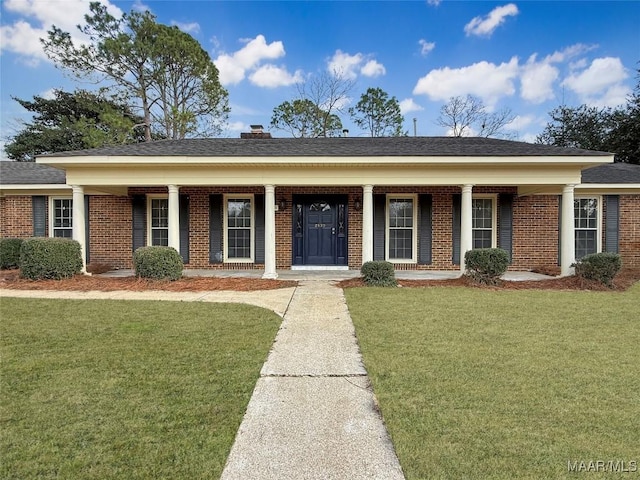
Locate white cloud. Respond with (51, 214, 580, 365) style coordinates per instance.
(214, 34, 286, 86)
(504, 114, 534, 131)
(418, 39, 435, 56)
(171, 21, 200, 34)
(131, 0, 151, 12)
(399, 98, 424, 114)
(40, 88, 57, 100)
(327, 50, 385, 80)
(520, 54, 559, 103)
(464, 3, 519, 37)
(328, 50, 364, 79)
(249, 64, 303, 88)
(413, 57, 519, 107)
(562, 57, 628, 97)
(427, 0, 441, 6)
(227, 121, 248, 132)
(361, 59, 386, 77)
(0, 0, 123, 64)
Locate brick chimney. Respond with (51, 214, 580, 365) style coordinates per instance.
(241, 124, 272, 139)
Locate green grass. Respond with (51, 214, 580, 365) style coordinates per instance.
(345, 284, 640, 480)
(0, 298, 281, 479)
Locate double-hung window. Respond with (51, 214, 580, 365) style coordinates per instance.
(225, 196, 254, 262)
(472, 197, 496, 249)
(574, 197, 600, 259)
(387, 196, 416, 262)
(148, 196, 169, 246)
(50, 197, 73, 238)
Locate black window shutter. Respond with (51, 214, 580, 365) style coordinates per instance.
(452, 194, 461, 265)
(604, 195, 619, 253)
(557, 196, 562, 266)
(209, 194, 223, 263)
(418, 194, 432, 264)
(254, 194, 265, 264)
(498, 194, 513, 262)
(32, 196, 47, 237)
(373, 194, 386, 261)
(84, 196, 90, 264)
(179, 195, 190, 263)
(131, 195, 146, 253)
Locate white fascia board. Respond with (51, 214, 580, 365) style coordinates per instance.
(37, 154, 614, 168)
(575, 184, 640, 194)
(0, 184, 72, 196)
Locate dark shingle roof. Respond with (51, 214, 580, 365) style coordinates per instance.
(41, 136, 611, 158)
(0, 161, 66, 185)
(581, 162, 640, 184)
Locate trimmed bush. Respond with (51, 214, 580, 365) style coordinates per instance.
(574, 252, 622, 286)
(465, 248, 510, 285)
(0, 238, 24, 269)
(361, 260, 397, 287)
(20, 237, 82, 280)
(133, 246, 183, 281)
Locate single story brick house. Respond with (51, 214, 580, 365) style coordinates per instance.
(1, 133, 639, 278)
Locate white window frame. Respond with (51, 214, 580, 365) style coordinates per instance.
(472, 195, 497, 249)
(147, 195, 169, 247)
(223, 194, 255, 263)
(385, 194, 418, 264)
(49, 196, 73, 238)
(574, 196, 602, 258)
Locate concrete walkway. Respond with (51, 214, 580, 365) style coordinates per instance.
(220, 280, 405, 480)
(1, 281, 405, 479)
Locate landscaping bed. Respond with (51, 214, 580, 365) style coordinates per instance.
(0, 269, 297, 292)
(339, 267, 640, 291)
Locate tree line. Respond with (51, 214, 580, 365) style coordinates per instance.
(3, 1, 638, 164)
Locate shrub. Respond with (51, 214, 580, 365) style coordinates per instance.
(133, 246, 183, 281)
(574, 252, 622, 286)
(0, 238, 24, 269)
(20, 237, 82, 280)
(465, 248, 510, 285)
(361, 260, 397, 287)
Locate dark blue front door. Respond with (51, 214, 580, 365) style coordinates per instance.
(305, 201, 335, 264)
(292, 195, 348, 266)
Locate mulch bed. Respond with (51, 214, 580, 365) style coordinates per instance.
(0, 270, 297, 292)
(338, 268, 640, 292)
(1, 269, 638, 293)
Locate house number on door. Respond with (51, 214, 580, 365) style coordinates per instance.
(314, 223, 326, 228)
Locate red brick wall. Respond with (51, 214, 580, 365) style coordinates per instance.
(0, 196, 34, 238)
(619, 195, 640, 267)
(88, 196, 132, 268)
(512, 195, 559, 271)
(2, 190, 638, 271)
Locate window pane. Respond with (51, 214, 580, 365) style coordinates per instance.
(575, 230, 597, 259)
(389, 199, 413, 228)
(227, 198, 252, 259)
(228, 228, 251, 258)
(472, 199, 492, 229)
(228, 199, 252, 228)
(388, 198, 414, 260)
(54, 229, 72, 238)
(151, 199, 168, 228)
(389, 229, 413, 260)
(473, 230, 492, 249)
(152, 229, 168, 246)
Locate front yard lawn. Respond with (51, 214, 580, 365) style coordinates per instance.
(0, 298, 281, 479)
(345, 284, 640, 480)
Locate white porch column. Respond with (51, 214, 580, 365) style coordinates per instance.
(71, 185, 87, 273)
(168, 184, 180, 252)
(560, 184, 576, 277)
(263, 184, 278, 279)
(460, 184, 474, 273)
(362, 184, 374, 264)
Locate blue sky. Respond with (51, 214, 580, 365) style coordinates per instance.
(1, 0, 638, 154)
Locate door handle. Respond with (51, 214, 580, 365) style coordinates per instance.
(332, 227, 336, 235)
